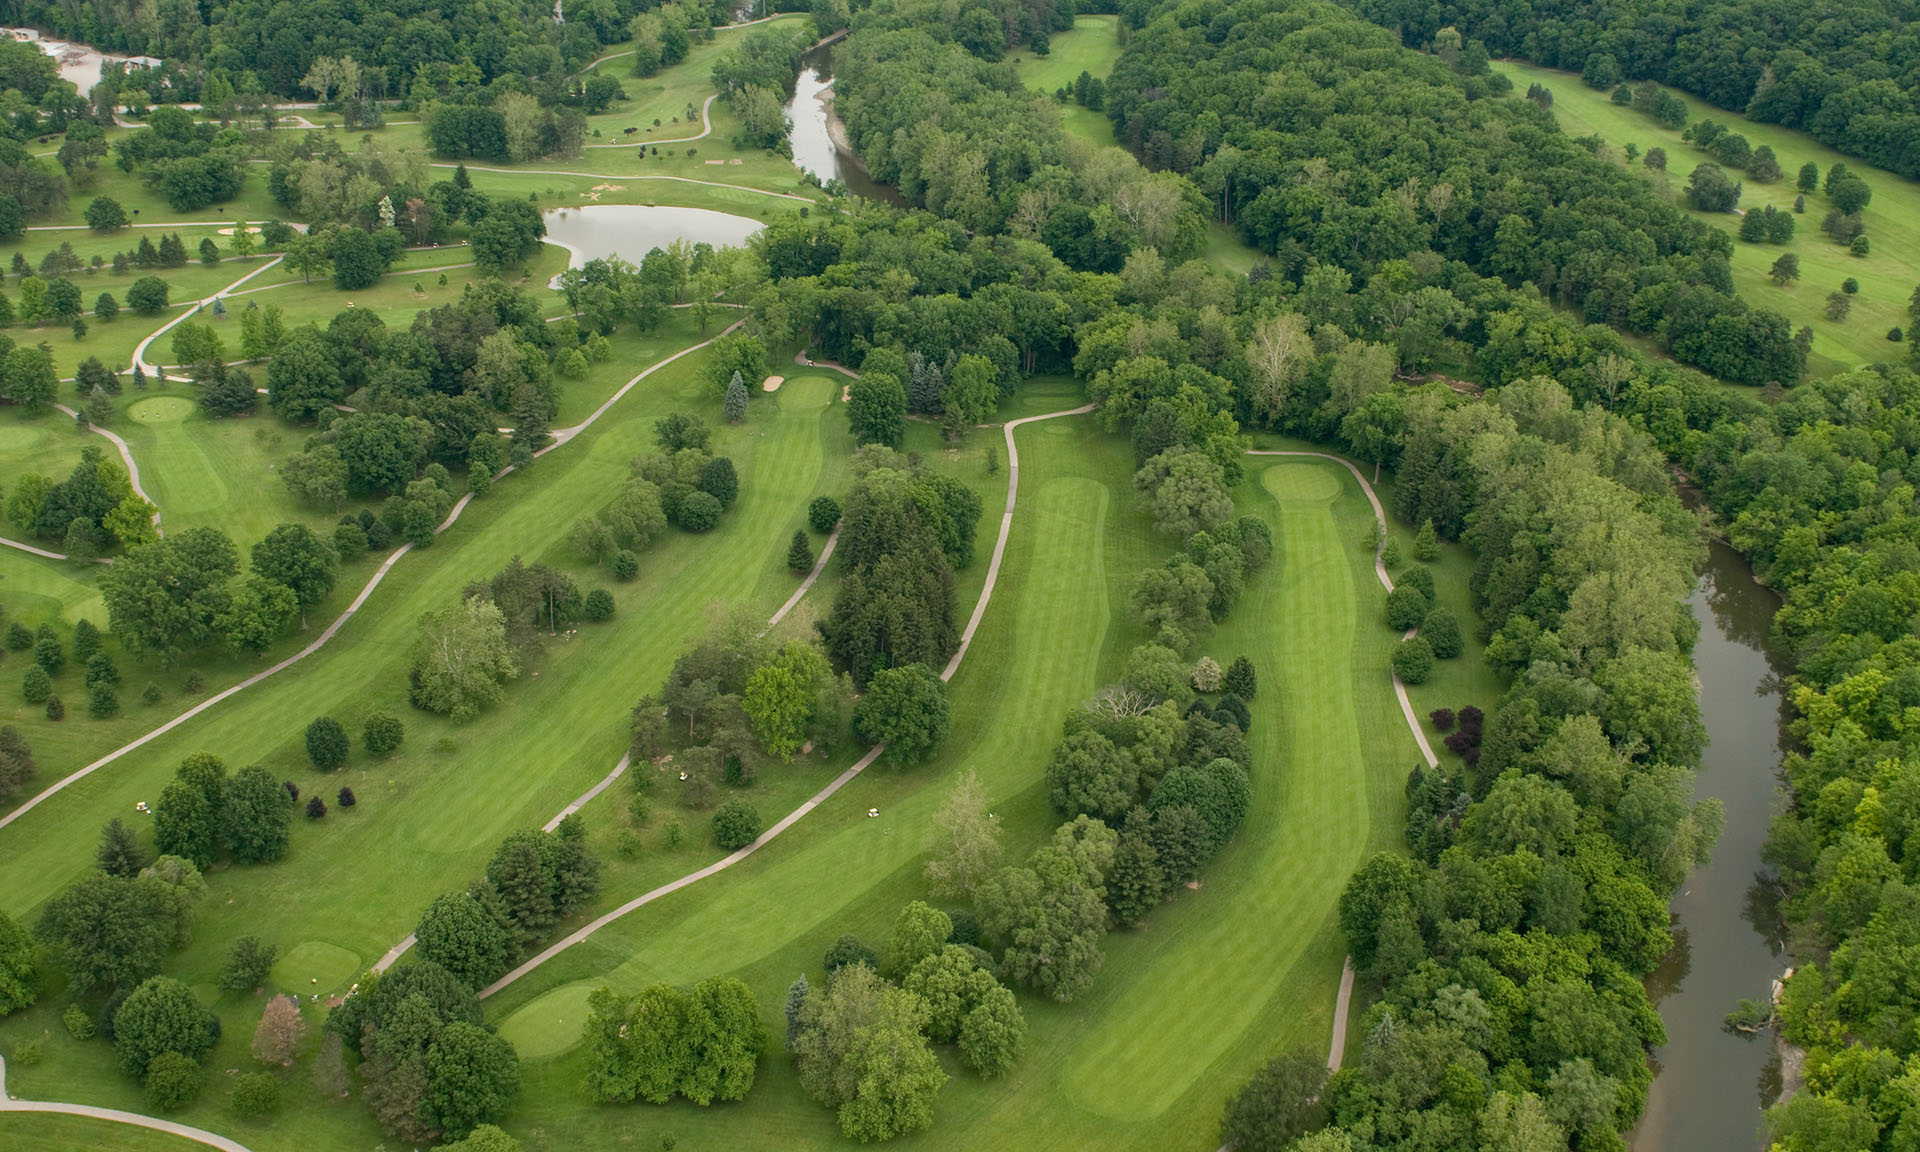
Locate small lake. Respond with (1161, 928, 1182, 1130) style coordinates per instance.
(1633, 538, 1788, 1152)
(785, 48, 902, 204)
(540, 204, 765, 268)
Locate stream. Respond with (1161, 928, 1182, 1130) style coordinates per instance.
(1633, 538, 1788, 1151)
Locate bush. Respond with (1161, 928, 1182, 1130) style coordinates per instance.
(611, 549, 639, 581)
(13, 1036, 41, 1065)
(362, 710, 404, 755)
(4, 623, 30, 650)
(1412, 519, 1439, 561)
(1429, 708, 1456, 731)
(824, 934, 877, 973)
(677, 490, 723, 532)
(142, 681, 163, 704)
(337, 786, 356, 807)
(583, 588, 615, 620)
(808, 496, 842, 534)
(306, 795, 327, 819)
(1421, 608, 1464, 659)
(713, 799, 763, 850)
(305, 716, 348, 770)
(45, 695, 63, 720)
(1398, 565, 1435, 601)
(1384, 585, 1428, 631)
(145, 1051, 202, 1111)
(21, 665, 50, 704)
(64, 1004, 96, 1040)
(1391, 637, 1434, 684)
(231, 1070, 280, 1118)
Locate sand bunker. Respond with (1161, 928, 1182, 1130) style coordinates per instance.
(763, 375, 784, 392)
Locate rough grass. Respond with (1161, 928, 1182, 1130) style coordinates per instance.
(1494, 59, 1920, 376)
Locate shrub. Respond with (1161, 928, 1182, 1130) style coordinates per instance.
(305, 716, 348, 770)
(824, 934, 877, 973)
(677, 490, 723, 532)
(13, 1036, 41, 1065)
(145, 1051, 202, 1111)
(1412, 519, 1439, 560)
(337, 787, 356, 808)
(1429, 708, 1456, 731)
(1190, 656, 1223, 693)
(808, 496, 841, 534)
(142, 681, 163, 704)
(231, 1070, 280, 1118)
(1380, 538, 1401, 568)
(306, 795, 326, 819)
(1398, 565, 1435, 601)
(584, 588, 615, 620)
(4, 623, 31, 650)
(362, 710, 404, 755)
(713, 799, 762, 850)
(45, 695, 63, 720)
(611, 549, 639, 581)
(1384, 586, 1427, 631)
(1421, 608, 1464, 659)
(1391, 637, 1434, 684)
(65, 1004, 97, 1040)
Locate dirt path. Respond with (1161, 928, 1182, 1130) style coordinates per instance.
(0, 1055, 255, 1152)
(0, 323, 750, 835)
(468, 403, 1094, 998)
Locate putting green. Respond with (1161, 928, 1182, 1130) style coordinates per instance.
(269, 940, 362, 995)
(128, 397, 195, 424)
(498, 981, 607, 1059)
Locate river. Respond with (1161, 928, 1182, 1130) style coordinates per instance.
(783, 46, 902, 204)
(1633, 538, 1787, 1151)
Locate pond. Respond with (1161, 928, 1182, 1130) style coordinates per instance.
(1633, 538, 1788, 1152)
(785, 48, 903, 204)
(540, 204, 766, 269)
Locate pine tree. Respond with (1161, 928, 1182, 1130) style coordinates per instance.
(1223, 656, 1257, 700)
(784, 975, 809, 1049)
(1107, 807, 1167, 925)
(724, 371, 749, 422)
(787, 529, 814, 574)
(1412, 518, 1439, 561)
(97, 817, 148, 876)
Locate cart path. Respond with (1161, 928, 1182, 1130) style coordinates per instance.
(373, 513, 840, 975)
(585, 93, 714, 149)
(130, 255, 287, 380)
(0, 1055, 256, 1152)
(426, 161, 815, 202)
(465, 402, 1095, 998)
(1242, 447, 1440, 1087)
(0, 322, 748, 835)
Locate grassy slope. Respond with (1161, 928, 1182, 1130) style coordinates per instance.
(1012, 16, 1121, 96)
(1494, 59, 1920, 376)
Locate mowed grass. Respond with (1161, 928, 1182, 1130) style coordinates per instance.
(0, 1113, 213, 1151)
(477, 436, 1410, 1150)
(579, 15, 812, 148)
(0, 355, 858, 1149)
(1494, 59, 1920, 376)
(1013, 16, 1122, 95)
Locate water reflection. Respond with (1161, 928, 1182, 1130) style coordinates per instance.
(783, 48, 902, 204)
(1632, 539, 1787, 1152)
(540, 204, 765, 269)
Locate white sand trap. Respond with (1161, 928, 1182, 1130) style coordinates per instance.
(763, 375, 784, 392)
(706, 159, 725, 165)
(216, 227, 253, 237)
(842, 384, 851, 402)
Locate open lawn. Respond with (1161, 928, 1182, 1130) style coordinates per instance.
(1013, 16, 1122, 96)
(472, 435, 1411, 1151)
(1495, 59, 1920, 377)
(580, 16, 812, 149)
(0, 1112, 214, 1151)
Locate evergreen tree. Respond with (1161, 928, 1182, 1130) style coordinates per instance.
(1223, 655, 1257, 700)
(787, 529, 814, 573)
(96, 817, 149, 877)
(724, 372, 748, 422)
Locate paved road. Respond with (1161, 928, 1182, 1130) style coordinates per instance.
(0, 1055, 256, 1152)
(0, 322, 749, 834)
(471, 401, 1096, 998)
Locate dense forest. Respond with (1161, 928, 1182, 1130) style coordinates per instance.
(1342, 0, 1920, 179)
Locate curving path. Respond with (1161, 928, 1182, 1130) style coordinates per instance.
(373, 510, 839, 975)
(131, 256, 287, 381)
(585, 93, 714, 149)
(0, 322, 751, 834)
(467, 402, 1096, 998)
(425, 161, 815, 204)
(0, 1055, 256, 1152)
(1242, 447, 1441, 1083)
(54, 403, 162, 534)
